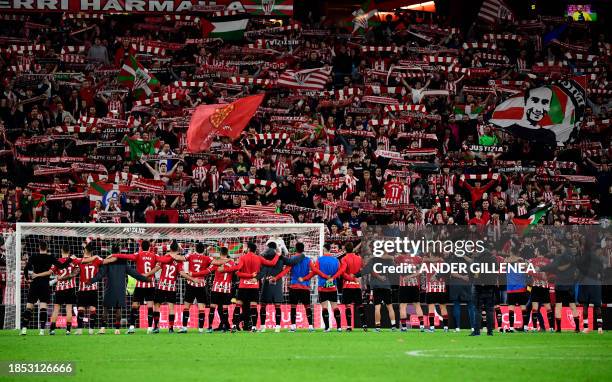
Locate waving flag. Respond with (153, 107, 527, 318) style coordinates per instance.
(512, 204, 551, 235)
(89, 182, 131, 208)
(200, 14, 249, 41)
(352, 7, 378, 34)
(478, 0, 515, 24)
(122, 136, 160, 160)
(117, 55, 160, 99)
(487, 76, 587, 146)
(277, 67, 331, 91)
(187, 94, 265, 153)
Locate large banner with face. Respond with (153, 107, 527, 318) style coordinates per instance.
(487, 76, 587, 146)
(0, 0, 293, 15)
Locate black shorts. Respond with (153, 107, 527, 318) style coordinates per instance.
(399, 286, 421, 303)
(426, 291, 449, 304)
(448, 285, 471, 302)
(373, 288, 392, 305)
(290, 289, 311, 305)
(555, 288, 575, 305)
(318, 291, 338, 303)
(507, 292, 528, 306)
(77, 290, 98, 307)
(494, 285, 503, 305)
(27, 279, 51, 304)
(236, 288, 259, 304)
(133, 287, 155, 304)
(259, 285, 283, 304)
(341, 288, 362, 305)
(184, 285, 209, 305)
(578, 285, 602, 307)
(154, 289, 177, 304)
(210, 291, 232, 306)
(530, 286, 551, 303)
(55, 288, 77, 305)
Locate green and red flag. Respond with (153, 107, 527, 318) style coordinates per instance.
(31, 192, 46, 208)
(200, 11, 249, 41)
(512, 204, 551, 235)
(117, 55, 160, 99)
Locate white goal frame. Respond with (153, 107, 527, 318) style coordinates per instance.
(10, 222, 326, 330)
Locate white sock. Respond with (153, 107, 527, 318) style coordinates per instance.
(390, 320, 396, 325)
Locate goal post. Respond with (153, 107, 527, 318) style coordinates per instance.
(6, 222, 326, 330)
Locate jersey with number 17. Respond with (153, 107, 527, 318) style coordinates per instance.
(73, 256, 103, 291)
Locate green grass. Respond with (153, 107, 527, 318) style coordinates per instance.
(0, 329, 611, 382)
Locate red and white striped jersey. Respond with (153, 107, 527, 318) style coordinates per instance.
(157, 255, 183, 292)
(542, 191, 554, 202)
(211, 260, 235, 293)
(425, 263, 446, 293)
(322, 201, 337, 221)
(50, 258, 76, 291)
(108, 99, 123, 117)
(516, 205, 528, 217)
(529, 256, 552, 289)
(342, 175, 358, 199)
(377, 136, 390, 151)
(113, 250, 158, 288)
(208, 171, 220, 193)
(396, 255, 422, 287)
(74, 256, 103, 291)
(384, 181, 409, 204)
(192, 165, 208, 182)
(184, 253, 213, 287)
(445, 80, 458, 95)
(275, 160, 290, 177)
(252, 157, 265, 169)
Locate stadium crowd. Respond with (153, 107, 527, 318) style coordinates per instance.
(0, 4, 610, 334)
(0, 10, 609, 231)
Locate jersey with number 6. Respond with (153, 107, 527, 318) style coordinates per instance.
(184, 253, 213, 287)
(73, 256, 104, 291)
(157, 255, 182, 292)
(113, 250, 158, 288)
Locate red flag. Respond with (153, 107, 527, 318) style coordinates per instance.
(187, 94, 265, 153)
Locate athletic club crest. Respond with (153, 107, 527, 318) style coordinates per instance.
(209, 103, 235, 131)
(262, 0, 276, 15)
(294, 72, 309, 86)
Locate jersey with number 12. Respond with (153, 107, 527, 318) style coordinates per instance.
(157, 255, 182, 292)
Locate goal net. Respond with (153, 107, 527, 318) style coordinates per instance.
(4, 223, 325, 330)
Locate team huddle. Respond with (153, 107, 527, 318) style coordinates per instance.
(19, 236, 605, 336)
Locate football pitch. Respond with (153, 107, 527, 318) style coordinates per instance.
(0, 330, 611, 382)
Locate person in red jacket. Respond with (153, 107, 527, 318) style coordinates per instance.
(219, 242, 279, 332)
(459, 174, 499, 207)
(339, 243, 366, 331)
